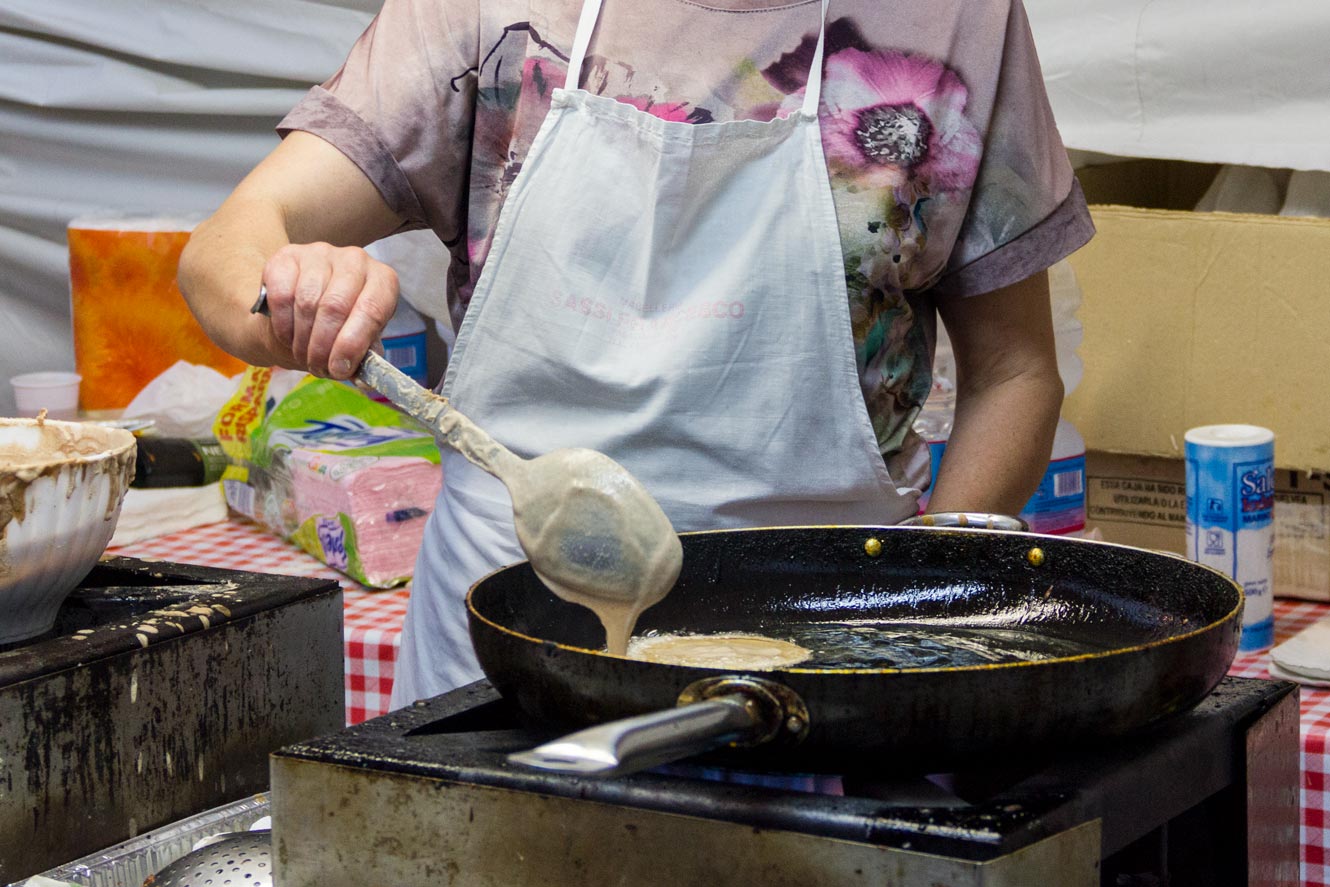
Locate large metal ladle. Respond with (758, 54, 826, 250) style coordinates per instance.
(357, 352, 683, 654)
(250, 290, 682, 651)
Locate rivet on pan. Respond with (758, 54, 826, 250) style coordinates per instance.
(1026, 547, 1047, 567)
(785, 715, 806, 734)
(864, 537, 883, 557)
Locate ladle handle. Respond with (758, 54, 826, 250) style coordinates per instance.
(250, 286, 522, 479)
(356, 351, 447, 423)
(355, 352, 523, 480)
(508, 677, 810, 777)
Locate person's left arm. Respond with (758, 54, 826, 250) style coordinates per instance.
(918, 0, 1095, 516)
(924, 269, 1063, 516)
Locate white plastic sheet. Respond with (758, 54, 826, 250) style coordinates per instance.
(1, 0, 1326, 414)
(0, 0, 379, 415)
(122, 361, 240, 439)
(1026, 0, 1330, 173)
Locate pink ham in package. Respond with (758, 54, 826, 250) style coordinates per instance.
(217, 369, 442, 587)
(285, 449, 441, 587)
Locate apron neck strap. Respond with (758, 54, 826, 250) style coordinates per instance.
(565, 0, 607, 91)
(564, 0, 832, 113)
(801, 0, 830, 115)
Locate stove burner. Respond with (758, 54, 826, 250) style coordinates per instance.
(272, 676, 1301, 886)
(0, 566, 233, 656)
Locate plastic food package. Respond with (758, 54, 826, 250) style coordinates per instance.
(214, 367, 443, 587)
(68, 217, 247, 413)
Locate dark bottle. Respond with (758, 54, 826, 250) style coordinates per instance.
(132, 438, 229, 488)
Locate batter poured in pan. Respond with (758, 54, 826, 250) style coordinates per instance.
(626, 632, 812, 670)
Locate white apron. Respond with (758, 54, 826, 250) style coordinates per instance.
(390, 0, 918, 707)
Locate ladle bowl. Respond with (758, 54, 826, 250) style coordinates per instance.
(248, 292, 684, 640)
(355, 353, 682, 648)
(511, 446, 682, 610)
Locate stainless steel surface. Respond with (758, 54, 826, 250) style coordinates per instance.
(0, 560, 342, 884)
(147, 831, 273, 887)
(510, 676, 810, 776)
(271, 758, 1100, 887)
(270, 676, 1298, 887)
(1245, 687, 1301, 887)
(32, 794, 269, 887)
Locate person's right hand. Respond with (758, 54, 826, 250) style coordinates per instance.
(178, 132, 408, 373)
(260, 242, 400, 380)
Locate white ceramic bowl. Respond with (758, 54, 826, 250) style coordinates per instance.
(0, 418, 136, 645)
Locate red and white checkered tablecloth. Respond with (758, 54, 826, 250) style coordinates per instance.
(1230, 599, 1330, 887)
(110, 518, 1330, 885)
(108, 517, 409, 726)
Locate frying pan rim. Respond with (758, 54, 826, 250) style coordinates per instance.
(465, 525, 1244, 676)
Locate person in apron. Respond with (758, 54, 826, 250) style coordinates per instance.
(392, 0, 919, 703)
(179, 0, 1088, 708)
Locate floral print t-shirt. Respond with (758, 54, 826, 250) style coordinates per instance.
(279, 0, 1094, 489)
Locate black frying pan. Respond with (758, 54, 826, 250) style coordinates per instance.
(467, 525, 1242, 775)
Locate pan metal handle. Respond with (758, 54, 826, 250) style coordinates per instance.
(507, 677, 810, 777)
(900, 512, 1028, 532)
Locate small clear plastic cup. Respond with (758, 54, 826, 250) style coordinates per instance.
(10, 371, 82, 420)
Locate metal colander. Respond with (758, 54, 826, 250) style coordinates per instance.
(145, 830, 272, 887)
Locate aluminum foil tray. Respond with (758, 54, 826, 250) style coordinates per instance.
(12, 795, 269, 887)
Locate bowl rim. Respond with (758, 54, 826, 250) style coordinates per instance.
(0, 417, 136, 472)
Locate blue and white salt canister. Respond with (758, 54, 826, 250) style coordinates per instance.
(1184, 424, 1275, 652)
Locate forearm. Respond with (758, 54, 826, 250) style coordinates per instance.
(925, 268, 1063, 517)
(924, 364, 1063, 516)
(177, 132, 407, 375)
(178, 197, 295, 369)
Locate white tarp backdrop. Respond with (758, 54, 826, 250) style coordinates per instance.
(1028, 0, 1330, 172)
(2, 0, 1328, 415)
(0, 0, 381, 414)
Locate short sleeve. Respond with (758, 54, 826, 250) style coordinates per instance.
(931, 1, 1094, 298)
(276, 0, 480, 245)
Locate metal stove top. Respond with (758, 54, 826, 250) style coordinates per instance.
(272, 676, 1300, 887)
(0, 556, 343, 884)
(1, 557, 329, 676)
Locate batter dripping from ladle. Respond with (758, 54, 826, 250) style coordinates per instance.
(354, 352, 683, 655)
(362, 353, 813, 667)
(251, 289, 686, 653)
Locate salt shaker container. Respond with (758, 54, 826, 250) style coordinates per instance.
(1184, 425, 1275, 651)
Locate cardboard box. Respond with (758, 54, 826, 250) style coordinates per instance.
(1086, 449, 1330, 602)
(1064, 159, 1330, 470)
